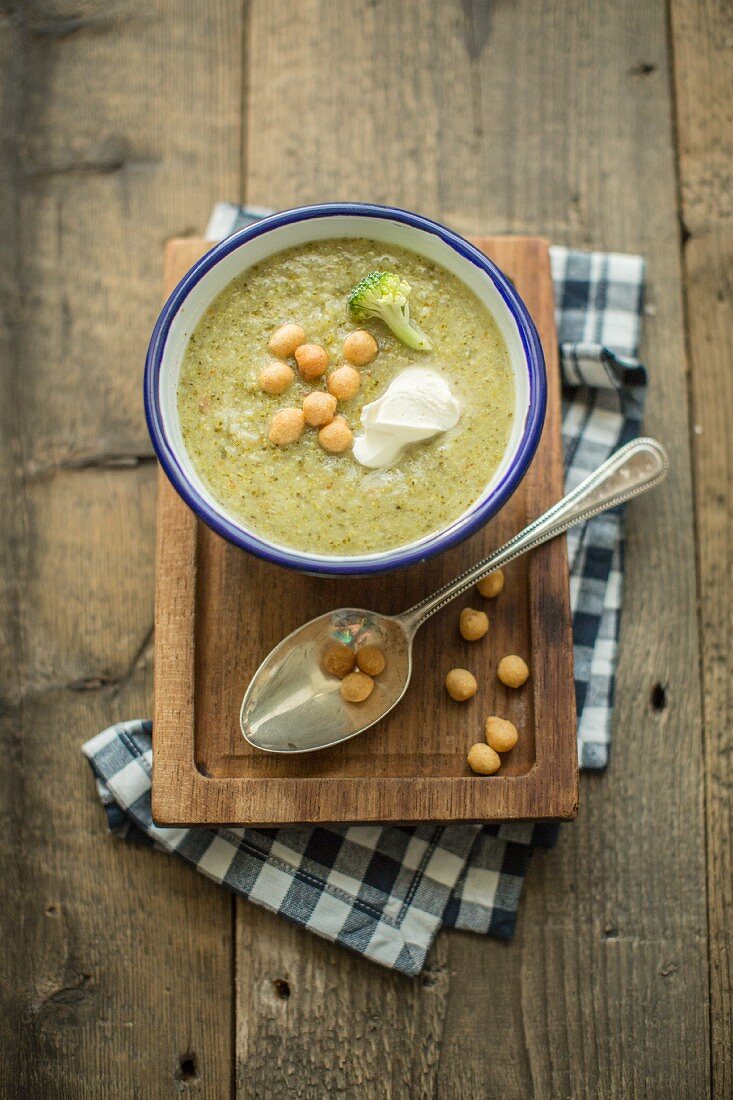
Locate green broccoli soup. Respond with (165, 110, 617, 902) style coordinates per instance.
(177, 239, 515, 556)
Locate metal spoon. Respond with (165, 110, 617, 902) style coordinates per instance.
(241, 437, 668, 754)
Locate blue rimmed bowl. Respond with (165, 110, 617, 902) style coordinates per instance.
(144, 203, 546, 576)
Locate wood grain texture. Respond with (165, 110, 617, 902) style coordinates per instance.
(153, 235, 578, 827)
(0, 0, 723, 1095)
(235, 1, 710, 1096)
(0, 2, 244, 1095)
(0, 15, 28, 1092)
(235, 902, 451, 1097)
(670, 0, 733, 1093)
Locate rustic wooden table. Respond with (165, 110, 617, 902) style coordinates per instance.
(1, 2, 730, 1097)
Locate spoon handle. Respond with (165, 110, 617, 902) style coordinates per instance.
(400, 437, 669, 635)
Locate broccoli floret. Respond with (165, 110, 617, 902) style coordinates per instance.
(347, 271, 432, 352)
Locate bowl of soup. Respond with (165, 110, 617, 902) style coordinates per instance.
(144, 203, 546, 575)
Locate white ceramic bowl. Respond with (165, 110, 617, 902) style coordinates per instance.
(145, 203, 546, 575)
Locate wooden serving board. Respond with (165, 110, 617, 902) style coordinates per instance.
(152, 236, 577, 826)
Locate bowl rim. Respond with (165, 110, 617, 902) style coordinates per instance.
(144, 202, 547, 575)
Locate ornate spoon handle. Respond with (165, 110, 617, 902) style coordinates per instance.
(400, 437, 669, 634)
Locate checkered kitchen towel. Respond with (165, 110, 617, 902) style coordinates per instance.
(83, 206, 647, 976)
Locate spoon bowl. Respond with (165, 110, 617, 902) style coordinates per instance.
(241, 610, 412, 753)
(241, 438, 669, 754)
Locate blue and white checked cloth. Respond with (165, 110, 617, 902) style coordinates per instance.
(83, 206, 647, 976)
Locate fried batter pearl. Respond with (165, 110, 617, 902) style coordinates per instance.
(459, 607, 489, 641)
(323, 643, 356, 678)
(497, 655, 530, 688)
(327, 365, 361, 401)
(318, 415, 353, 454)
(356, 645, 386, 677)
(268, 323, 306, 359)
(343, 330, 378, 366)
(445, 668, 478, 701)
(303, 391, 337, 428)
(476, 569, 505, 598)
(340, 671, 374, 703)
(268, 407, 305, 445)
(484, 716, 519, 753)
(295, 343, 329, 380)
(467, 743, 501, 776)
(260, 360, 295, 395)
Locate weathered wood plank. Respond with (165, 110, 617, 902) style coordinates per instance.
(236, 904, 449, 1097)
(237, 1, 709, 1096)
(670, 0, 733, 1093)
(1, 2, 245, 1094)
(17, 0, 245, 470)
(0, 14, 29, 1090)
